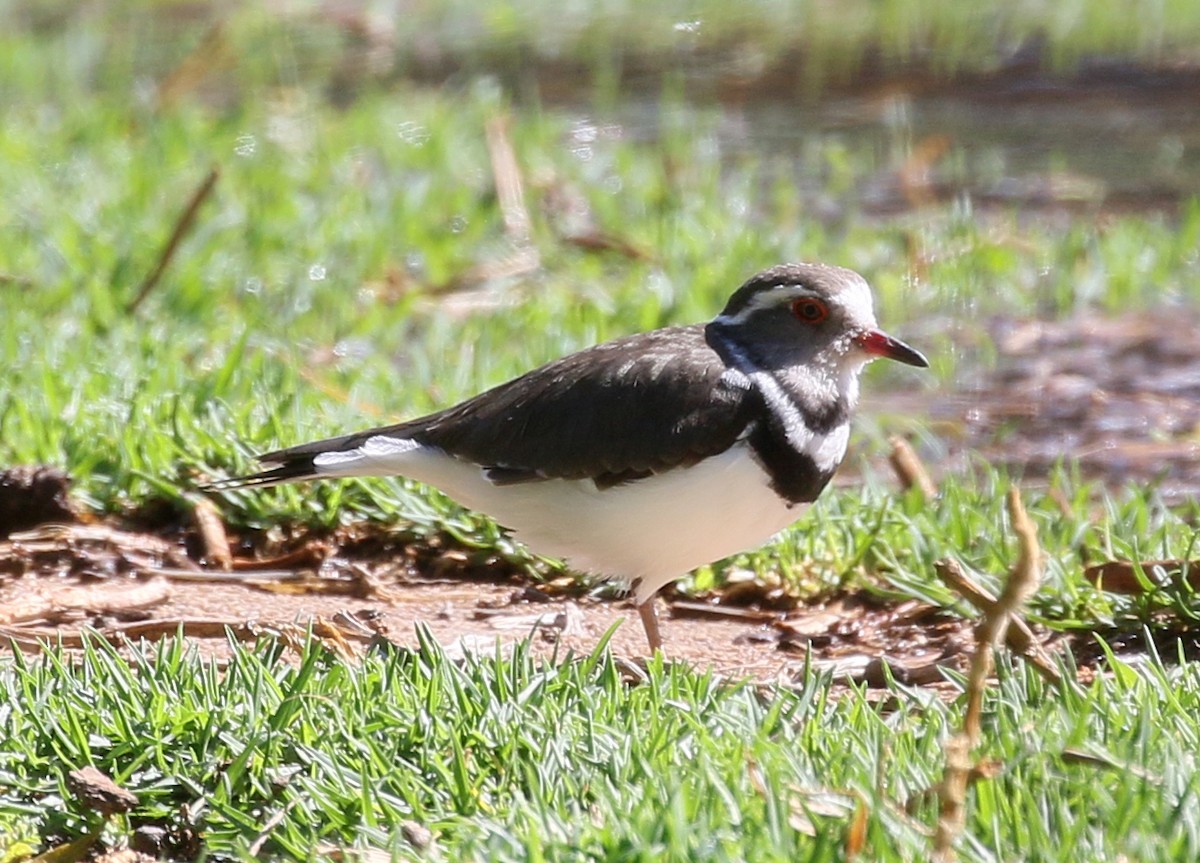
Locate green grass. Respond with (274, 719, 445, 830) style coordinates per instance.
(4, 2, 1200, 860)
(711, 466, 1200, 628)
(3, 632, 1200, 861)
(3, 54, 1199, 529)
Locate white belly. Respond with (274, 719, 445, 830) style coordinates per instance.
(315, 439, 804, 602)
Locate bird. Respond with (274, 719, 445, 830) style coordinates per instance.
(206, 263, 927, 652)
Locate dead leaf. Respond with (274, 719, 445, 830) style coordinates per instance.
(1085, 559, 1200, 594)
(67, 767, 138, 816)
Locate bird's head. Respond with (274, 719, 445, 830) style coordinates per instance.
(712, 263, 928, 376)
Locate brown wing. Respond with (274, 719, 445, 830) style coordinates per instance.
(249, 324, 755, 487)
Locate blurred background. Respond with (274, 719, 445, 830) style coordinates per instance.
(6, 9, 1200, 856)
(2, 0, 1200, 523)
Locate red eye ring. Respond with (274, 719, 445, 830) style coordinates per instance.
(791, 298, 829, 324)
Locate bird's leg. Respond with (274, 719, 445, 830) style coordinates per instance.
(637, 598, 663, 654)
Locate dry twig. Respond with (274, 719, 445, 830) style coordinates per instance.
(191, 497, 232, 571)
(0, 618, 269, 651)
(426, 114, 541, 296)
(485, 114, 533, 244)
(0, 577, 171, 626)
(231, 542, 333, 571)
(156, 21, 229, 108)
(933, 558, 1060, 685)
(5, 523, 196, 568)
(562, 230, 652, 260)
(247, 800, 299, 858)
(127, 166, 220, 314)
(933, 487, 1042, 861)
(887, 435, 937, 498)
(899, 134, 952, 209)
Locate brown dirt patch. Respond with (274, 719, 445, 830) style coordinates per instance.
(0, 520, 1006, 686)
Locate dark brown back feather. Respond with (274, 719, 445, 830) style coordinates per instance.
(257, 325, 755, 486)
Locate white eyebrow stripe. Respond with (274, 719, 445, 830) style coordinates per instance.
(712, 284, 815, 327)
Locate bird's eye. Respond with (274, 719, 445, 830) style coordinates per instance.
(791, 298, 828, 324)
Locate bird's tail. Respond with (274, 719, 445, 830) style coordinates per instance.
(201, 427, 423, 492)
(201, 455, 324, 490)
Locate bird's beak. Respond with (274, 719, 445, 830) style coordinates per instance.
(856, 330, 929, 368)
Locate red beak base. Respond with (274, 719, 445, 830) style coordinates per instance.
(856, 330, 928, 368)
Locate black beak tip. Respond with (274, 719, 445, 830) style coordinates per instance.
(860, 331, 929, 369)
(901, 345, 930, 369)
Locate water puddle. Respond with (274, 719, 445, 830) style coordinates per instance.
(518, 57, 1200, 213)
